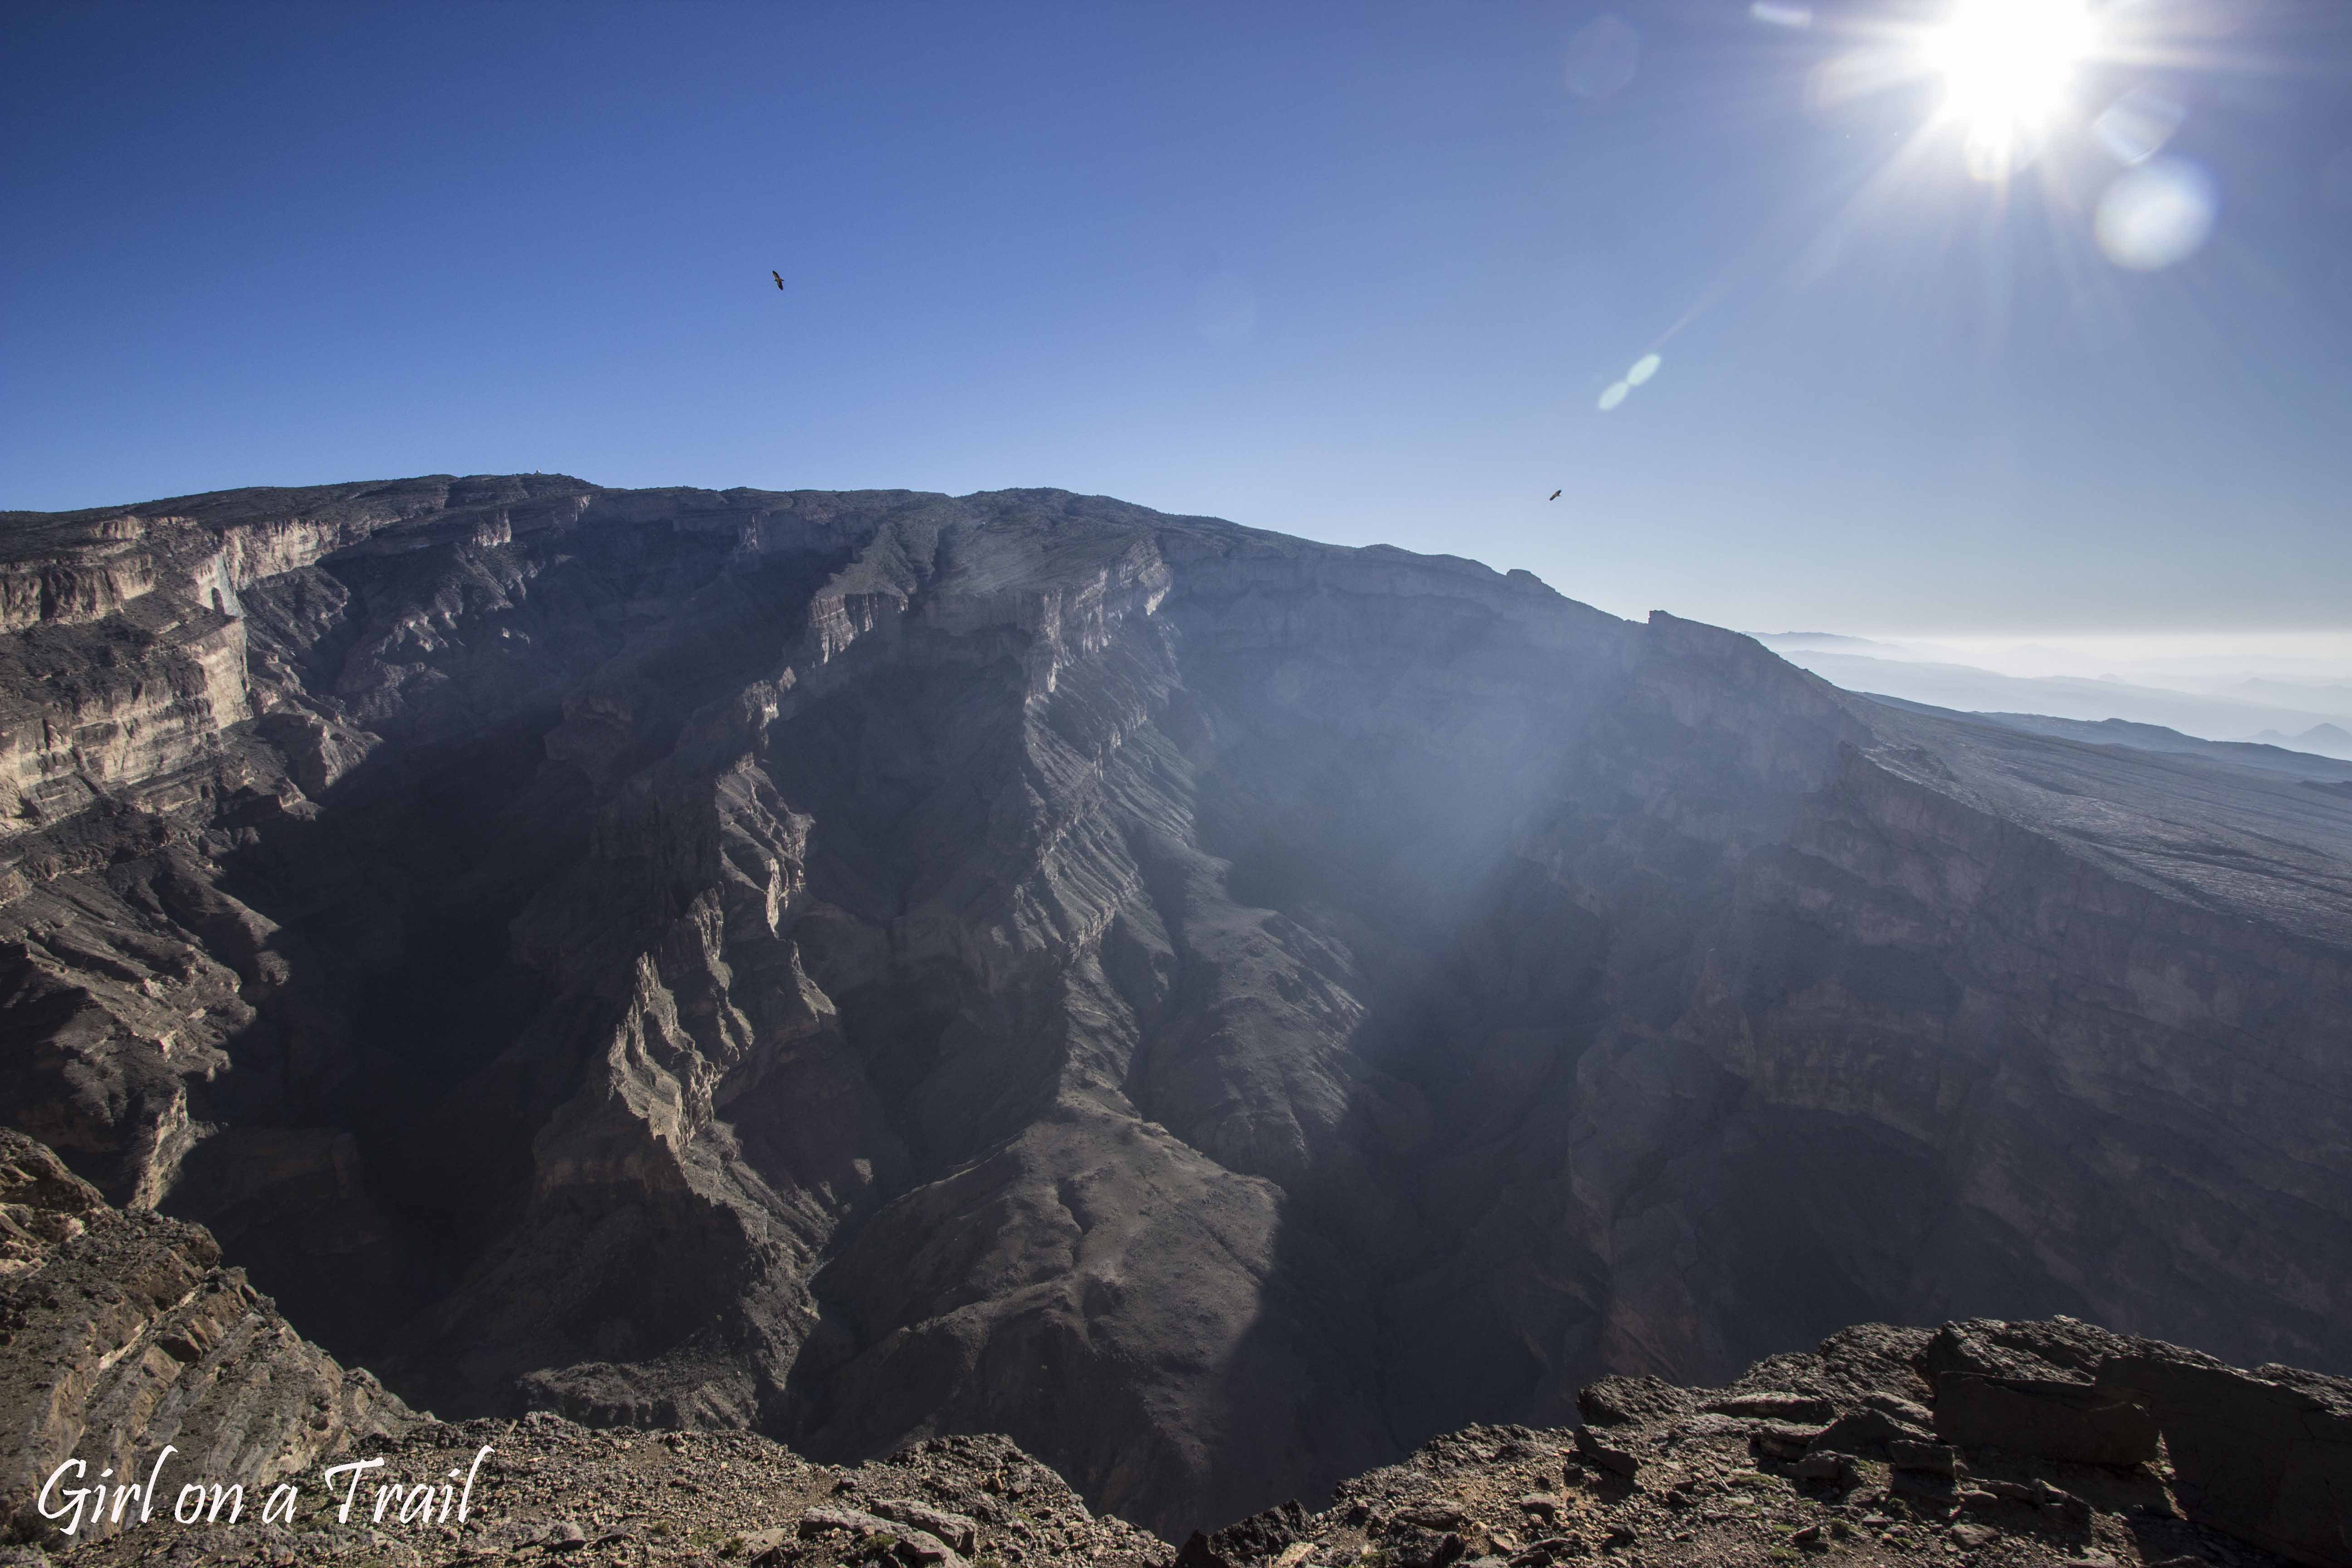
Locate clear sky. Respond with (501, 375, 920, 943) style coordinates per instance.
(5, 0, 2349, 635)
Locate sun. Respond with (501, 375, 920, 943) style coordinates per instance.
(1920, 0, 2098, 170)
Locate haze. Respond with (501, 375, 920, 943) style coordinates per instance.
(1759, 628, 2352, 752)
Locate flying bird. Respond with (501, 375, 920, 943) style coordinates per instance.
(771, 270, 784, 290)
(1548, 490, 1562, 500)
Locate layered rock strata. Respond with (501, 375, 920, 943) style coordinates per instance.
(0, 477, 2346, 1534)
(0, 1130, 408, 1545)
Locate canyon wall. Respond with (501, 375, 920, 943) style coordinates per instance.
(0, 476, 2346, 1534)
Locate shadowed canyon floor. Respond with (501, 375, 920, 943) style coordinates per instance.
(0, 477, 2347, 1538)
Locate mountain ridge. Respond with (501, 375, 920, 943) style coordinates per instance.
(1852, 701, 2352, 781)
(0, 477, 2346, 1535)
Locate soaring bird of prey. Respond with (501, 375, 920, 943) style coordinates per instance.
(772, 270, 784, 290)
(1548, 490, 1562, 500)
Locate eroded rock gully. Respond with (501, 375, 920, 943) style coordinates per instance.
(0, 476, 2347, 1540)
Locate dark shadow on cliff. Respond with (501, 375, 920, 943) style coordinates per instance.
(156, 531, 860, 1388)
(1142, 611, 1970, 1530)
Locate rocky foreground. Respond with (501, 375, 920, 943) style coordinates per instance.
(3, 1128, 2345, 1568)
(0, 1132, 407, 1539)
(13, 1328, 2350, 1568)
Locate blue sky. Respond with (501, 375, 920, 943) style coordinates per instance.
(5, 0, 2349, 635)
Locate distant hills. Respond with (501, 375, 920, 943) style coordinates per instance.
(2249, 721, 2352, 761)
(1862, 700, 2352, 782)
(1756, 635, 2352, 755)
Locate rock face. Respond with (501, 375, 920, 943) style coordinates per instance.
(2098, 1344, 2352, 1568)
(0, 476, 2348, 1536)
(0, 1130, 408, 1544)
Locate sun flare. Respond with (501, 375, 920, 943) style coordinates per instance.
(1921, 0, 2097, 168)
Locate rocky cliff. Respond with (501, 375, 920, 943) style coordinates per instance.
(0, 476, 2347, 1536)
(0, 1130, 408, 1545)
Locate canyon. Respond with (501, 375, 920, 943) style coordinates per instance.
(0, 475, 2347, 1540)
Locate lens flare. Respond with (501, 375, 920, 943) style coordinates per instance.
(2096, 160, 2218, 271)
(2093, 88, 2186, 167)
(1921, 0, 2097, 175)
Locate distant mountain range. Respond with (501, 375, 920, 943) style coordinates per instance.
(1862, 700, 2352, 781)
(2249, 721, 2352, 761)
(1756, 637, 2352, 753)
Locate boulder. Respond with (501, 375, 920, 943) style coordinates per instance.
(1886, 1440, 1959, 1477)
(1931, 1372, 2160, 1466)
(1176, 1500, 1310, 1568)
(1574, 1426, 1645, 1479)
(2099, 1349, 2352, 1568)
(1921, 1319, 2132, 1386)
(1578, 1377, 1697, 1428)
(1787, 1452, 1852, 1483)
(872, 1499, 981, 1554)
(1706, 1392, 1838, 1424)
(798, 1506, 969, 1567)
(1808, 1406, 1932, 1459)
(1754, 1422, 1830, 1460)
